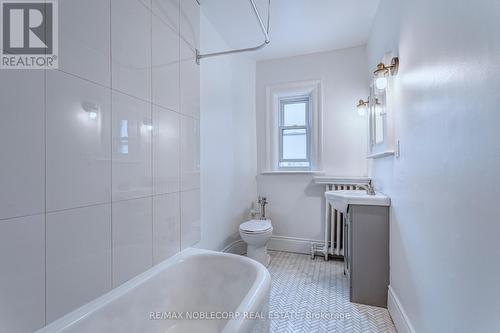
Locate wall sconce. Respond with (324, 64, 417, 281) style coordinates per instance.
(356, 98, 369, 116)
(81, 101, 100, 120)
(373, 57, 399, 90)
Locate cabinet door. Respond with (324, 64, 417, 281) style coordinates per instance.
(349, 205, 389, 307)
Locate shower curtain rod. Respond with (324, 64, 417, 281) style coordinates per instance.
(196, 0, 271, 65)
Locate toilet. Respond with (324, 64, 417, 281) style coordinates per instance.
(239, 219, 273, 266)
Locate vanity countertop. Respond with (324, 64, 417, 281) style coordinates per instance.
(325, 190, 390, 213)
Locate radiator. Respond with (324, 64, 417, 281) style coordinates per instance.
(311, 181, 368, 261)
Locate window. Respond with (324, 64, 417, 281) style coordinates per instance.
(279, 97, 311, 168)
(264, 80, 322, 172)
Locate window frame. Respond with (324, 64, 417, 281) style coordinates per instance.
(278, 96, 312, 169)
(264, 80, 323, 173)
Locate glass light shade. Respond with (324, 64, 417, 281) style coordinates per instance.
(375, 76, 388, 90)
(357, 104, 367, 116)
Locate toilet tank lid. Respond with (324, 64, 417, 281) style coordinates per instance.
(240, 219, 272, 233)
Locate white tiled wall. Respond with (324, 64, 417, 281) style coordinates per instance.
(180, 189, 201, 250)
(0, 71, 45, 220)
(111, 90, 153, 202)
(0, 215, 45, 333)
(46, 204, 112, 322)
(153, 193, 180, 263)
(112, 197, 153, 287)
(111, 0, 152, 101)
(46, 70, 112, 211)
(0, 0, 200, 331)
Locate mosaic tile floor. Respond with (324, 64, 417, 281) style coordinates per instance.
(263, 251, 397, 333)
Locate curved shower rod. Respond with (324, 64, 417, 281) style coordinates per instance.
(196, 0, 271, 65)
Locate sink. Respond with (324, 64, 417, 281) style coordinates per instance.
(325, 190, 391, 213)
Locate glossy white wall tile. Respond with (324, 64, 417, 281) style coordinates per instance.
(0, 215, 45, 332)
(0, 0, 200, 329)
(180, 40, 200, 119)
(153, 0, 180, 32)
(58, 0, 111, 86)
(112, 91, 153, 202)
(46, 70, 112, 212)
(152, 13, 180, 112)
(153, 105, 180, 195)
(111, 0, 152, 101)
(0, 71, 45, 220)
(180, 115, 200, 191)
(112, 197, 153, 287)
(153, 193, 180, 264)
(180, 189, 200, 249)
(180, 0, 199, 128)
(180, 0, 200, 49)
(46, 204, 112, 323)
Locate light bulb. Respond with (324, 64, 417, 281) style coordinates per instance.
(82, 101, 100, 121)
(375, 76, 387, 90)
(88, 111, 97, 120)
(357, 105, 367, 116)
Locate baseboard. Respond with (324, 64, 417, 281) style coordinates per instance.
(222, 239, 246, 255)
(388, 285, 415, 333)
(222, 236, 325, 256)
(268, 235, 324, 255)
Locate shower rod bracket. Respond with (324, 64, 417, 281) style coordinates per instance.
(196, 0, 271, 65)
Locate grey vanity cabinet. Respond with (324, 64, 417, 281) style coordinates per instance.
(344, 205, 389, 308)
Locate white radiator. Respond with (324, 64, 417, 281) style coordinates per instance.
(311, 178, 370, 261)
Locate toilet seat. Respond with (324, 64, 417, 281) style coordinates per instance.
(239, 220, 272, 234)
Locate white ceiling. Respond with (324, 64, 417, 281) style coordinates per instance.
(201, 0, 380, 60)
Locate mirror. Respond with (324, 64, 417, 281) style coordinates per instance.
(367, 53, 395, 159)
(369, 82, 387, 145)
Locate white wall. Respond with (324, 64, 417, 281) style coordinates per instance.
(367, 1, 500, 332)
(198, 12, 258, 251)
(0, 0, 200, 331)
(255, 47, 369, 249)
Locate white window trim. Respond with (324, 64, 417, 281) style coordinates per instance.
(264, 80, 323, 172)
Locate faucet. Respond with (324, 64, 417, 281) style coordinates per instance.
(258, 196, 268, 220)
(357, 182, 376, 196)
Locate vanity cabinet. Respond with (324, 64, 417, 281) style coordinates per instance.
(344, 205, 389, 307)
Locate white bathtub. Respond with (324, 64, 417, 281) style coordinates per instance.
(37, 248, 271, 333)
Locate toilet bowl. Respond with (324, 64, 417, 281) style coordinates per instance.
(239, 219, 273, 266)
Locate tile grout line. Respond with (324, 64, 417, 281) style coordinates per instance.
(149, 1, 178, 36)
(150, 0, 154, 267)
(109, 0, 114, 289)
(178, 0, 182, 252)
(0, 192, 193, 221)
(0, 211, 46, 223)
(44, 52, 48, 328)
(43, 4, 49, 322)
(53, 67, 190, 119)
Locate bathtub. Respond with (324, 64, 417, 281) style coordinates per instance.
(37, 248, 271, 333)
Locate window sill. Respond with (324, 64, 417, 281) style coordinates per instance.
(260, 170, 325, 175)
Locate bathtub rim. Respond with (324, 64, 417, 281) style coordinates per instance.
(36, 248, 271, 333)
